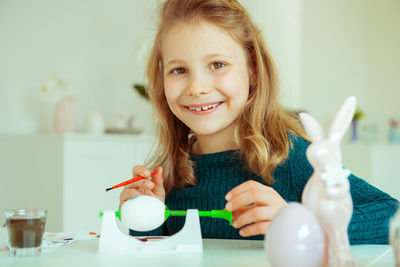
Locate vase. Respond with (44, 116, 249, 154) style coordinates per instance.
(390, 127, 400, 143)
(351, 120, 359, 143)
(53, 97, 76, 133)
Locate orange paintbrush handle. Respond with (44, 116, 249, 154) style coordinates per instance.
(106, 171, 157, 192)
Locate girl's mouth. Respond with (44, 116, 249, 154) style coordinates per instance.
(185, 101, 224, 115)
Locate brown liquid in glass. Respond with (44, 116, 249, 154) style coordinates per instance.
(7, 218, 46, 248)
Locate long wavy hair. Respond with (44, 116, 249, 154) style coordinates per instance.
(145, 0, 307, 193)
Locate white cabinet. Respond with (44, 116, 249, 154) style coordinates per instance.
(0, 134, 156, 232)
(342, 143, 400, 200)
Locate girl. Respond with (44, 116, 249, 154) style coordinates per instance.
(120, 0, 398, 243)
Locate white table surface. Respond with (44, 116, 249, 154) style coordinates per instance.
(0, 238, 396, 267)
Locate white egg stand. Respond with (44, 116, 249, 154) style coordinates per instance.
(98, 209, 203, 254)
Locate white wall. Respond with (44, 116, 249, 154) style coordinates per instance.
(241, 0, 303, 109)
(300, 0, 400, 140)
(0, 0, 157, 134)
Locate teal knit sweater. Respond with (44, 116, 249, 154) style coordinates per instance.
(131, 136, 399, 244)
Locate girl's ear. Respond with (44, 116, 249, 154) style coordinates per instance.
(299, 113, 324, 143)
(328, 96, 357, 142)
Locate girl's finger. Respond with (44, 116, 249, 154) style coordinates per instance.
(225, 188, 273, 212)
(124, 178, 154, 190)
(238, 221, 270, 237)
(225, 180, 268, 201)
(232, 206, 275, 229)
(132, 165, 152, 178)
(232, 206, 251, 219)
(151, 167, 165, 198)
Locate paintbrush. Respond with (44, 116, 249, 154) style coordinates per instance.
(106, 171, 157, 192)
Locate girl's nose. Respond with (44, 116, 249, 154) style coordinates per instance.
(186, 75, 210, 96)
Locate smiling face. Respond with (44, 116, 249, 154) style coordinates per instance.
(162, 20, 250, 151)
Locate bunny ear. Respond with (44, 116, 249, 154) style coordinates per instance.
(328, 96, 357, 142)
(299, 113, 324, 142)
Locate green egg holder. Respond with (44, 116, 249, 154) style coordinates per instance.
(164, 207, 232, 225)
(100, 206, 232, 225)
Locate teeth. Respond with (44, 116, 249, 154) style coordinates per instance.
(189, 103, 219, 111)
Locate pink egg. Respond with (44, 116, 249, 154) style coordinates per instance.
(264, 202, 324, 267)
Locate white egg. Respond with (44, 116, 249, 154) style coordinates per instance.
(120, 195, 165, 232)
(264, 202, 324, 267)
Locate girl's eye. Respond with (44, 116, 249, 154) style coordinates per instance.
(210, 62, 225, 70)
(172, 68, 187, 75)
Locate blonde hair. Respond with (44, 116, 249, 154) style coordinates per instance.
(145, 0, 307, 193)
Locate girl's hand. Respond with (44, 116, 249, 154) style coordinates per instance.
(224, 180, 287, 237)
(119, 166, 165, 207)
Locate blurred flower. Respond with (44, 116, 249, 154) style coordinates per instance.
(353, 108, 365, 121)
(40, 74, 73, 103)
(390, 119, 399, 128)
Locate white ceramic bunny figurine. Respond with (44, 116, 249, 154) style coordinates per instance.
(299, 96, 357, 267)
